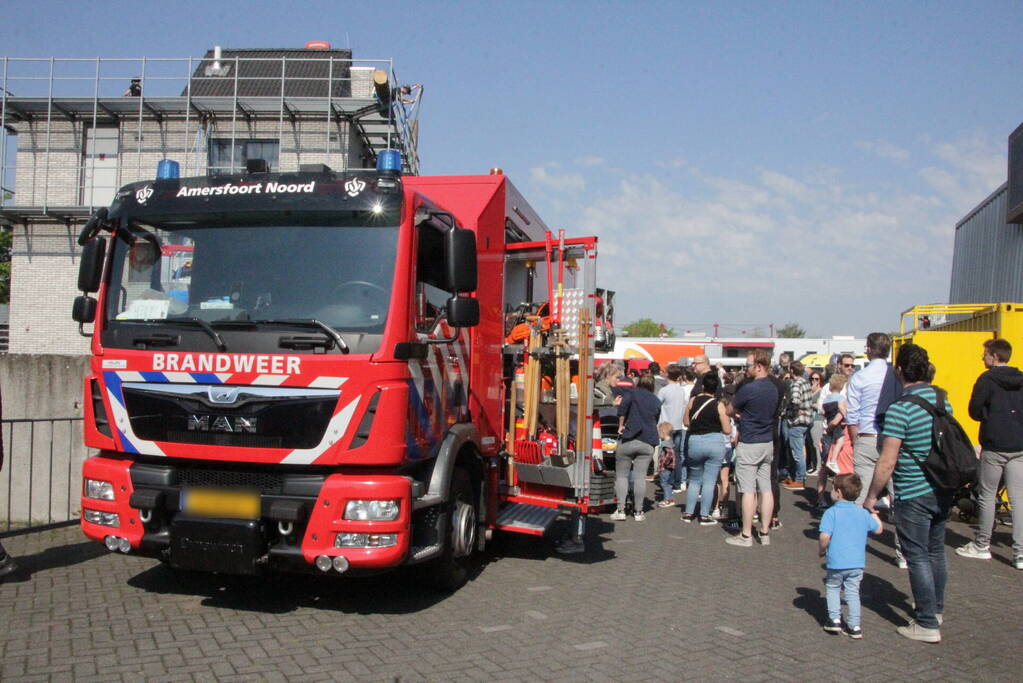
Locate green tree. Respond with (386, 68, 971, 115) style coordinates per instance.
(776, 322, 806, 338)
(623, 318, 675, 338)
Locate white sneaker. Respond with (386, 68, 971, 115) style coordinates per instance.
(1014, 555, 1023, 570)
(657, 499, 676, 509)
(634, 512, 646, 522)
(955, 541, 992, 560)
(610, 510, 627, 521)
(897, 621, 941, 643)
(710, 508, 722, 519)
(678, 482, 687, 492)
(895, 551, 908, 569)
(725, 533, 753, 547)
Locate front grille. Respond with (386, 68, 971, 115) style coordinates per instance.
(167, 431, 284, 449)
(177, 467, 287, 495)
(123, 388, 336, 449)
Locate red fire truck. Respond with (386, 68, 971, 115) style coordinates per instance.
(71, 153, 615, 588)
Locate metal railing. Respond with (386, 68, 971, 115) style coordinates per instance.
(898, 303, 998, 336)
(1, 54, 421, 211)
(1, 417, 88, 532)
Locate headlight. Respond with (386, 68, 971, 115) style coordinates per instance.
(335, 532, 397, 548)
(343, 499, 400, 521)
(83, 509, 120, 527)
(84, 479, 115, 501)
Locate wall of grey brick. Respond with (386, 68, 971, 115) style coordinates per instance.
(9, 112, 371, 355)
(9, 221, 90, 355)
(13, 115, 367, 208)
(0, 354, 91, 527)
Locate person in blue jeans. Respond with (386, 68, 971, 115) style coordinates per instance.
(782, 362, 814, 490)
(681, 372, 732, 524)
(655, 422, 678, 507)
(819, 473, 883, 638)
(864, 342, 953, 644)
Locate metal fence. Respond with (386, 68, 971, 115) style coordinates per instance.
(1, 54, 421, 212)
(1, 417, 88, 532)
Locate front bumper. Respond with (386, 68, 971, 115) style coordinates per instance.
(80, 454, 412, 574)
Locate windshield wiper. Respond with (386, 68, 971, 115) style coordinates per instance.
(163, 317, 228, 352)
(219, 319, 351, 354)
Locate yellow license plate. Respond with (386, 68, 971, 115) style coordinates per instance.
(181, 488, 261, 520)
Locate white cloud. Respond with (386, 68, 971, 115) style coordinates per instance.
(529, 164, 585, 192)
(920, 132, 1006, 212)
(857, 140, 910, 161)
(760, 170, 813, 202)
(547, 131, 1005, 335)
(572, 165, 960, 334)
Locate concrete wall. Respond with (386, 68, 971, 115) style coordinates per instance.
(0, 354, 91, 527)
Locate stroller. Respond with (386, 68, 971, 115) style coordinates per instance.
(954, 481, 1012, 526)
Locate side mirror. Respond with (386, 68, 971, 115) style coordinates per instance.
(77, 237, 107, 293)
(446, 296, 480, 328)
(77, 208, 109, 246)
(72, 295, 97, 324)
(444, 228, 477, 293)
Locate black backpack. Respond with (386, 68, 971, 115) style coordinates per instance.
(896, 387, 977, 492)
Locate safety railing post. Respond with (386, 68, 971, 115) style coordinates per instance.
(1, 417, 84, 533)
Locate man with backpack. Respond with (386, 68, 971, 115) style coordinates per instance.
(864, 343, 956, 644)
(956, 338, 1023, 570)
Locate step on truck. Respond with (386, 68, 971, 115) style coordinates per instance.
(72, 152, 616, 588)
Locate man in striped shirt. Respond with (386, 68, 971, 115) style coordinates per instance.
(864, 343, 951, 644)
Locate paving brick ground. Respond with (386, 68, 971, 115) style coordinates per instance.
(1, 484, 1021, 682)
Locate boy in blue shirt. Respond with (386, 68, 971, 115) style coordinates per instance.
(819, 473, 883, 638)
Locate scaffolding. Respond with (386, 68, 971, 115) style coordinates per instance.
(0, 54, 421, 223)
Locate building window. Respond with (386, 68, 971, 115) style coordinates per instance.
(208, 139, 279, 176)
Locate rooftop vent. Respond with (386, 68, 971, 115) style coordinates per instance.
(204, 46, 230, 77)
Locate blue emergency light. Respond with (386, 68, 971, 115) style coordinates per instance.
(157, 159, 180, 180)
(376, 149, 401, 174)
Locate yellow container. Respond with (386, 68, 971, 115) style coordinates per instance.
(893, 303, 1023, 443)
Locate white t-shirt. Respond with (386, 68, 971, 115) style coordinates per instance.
(657, 382, 687, 430)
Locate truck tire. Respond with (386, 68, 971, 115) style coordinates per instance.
(422, 466, 477, 591)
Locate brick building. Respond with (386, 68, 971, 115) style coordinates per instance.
(0, 45, 419, 354)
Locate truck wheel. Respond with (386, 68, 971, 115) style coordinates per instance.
(423, 466, 477, 591)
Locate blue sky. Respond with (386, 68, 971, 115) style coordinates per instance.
(3, 1, 1021, 336)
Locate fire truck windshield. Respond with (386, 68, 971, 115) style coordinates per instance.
(102, 212, 399, 354)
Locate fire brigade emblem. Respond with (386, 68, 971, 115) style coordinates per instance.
(135, 185, 154, 205)
(344, 178, 366, 197)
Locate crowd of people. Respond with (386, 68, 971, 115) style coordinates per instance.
(601, 333, 1023, 644)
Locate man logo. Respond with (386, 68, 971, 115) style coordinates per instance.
(135, 185, 154, 205)
(208, 386, 242, 404)
(344, 177, 366, 197)
(187, 414, 258, 434)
